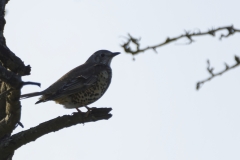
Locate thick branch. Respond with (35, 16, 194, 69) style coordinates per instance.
(0, 64, 22, 89)
(0, 85, 21, 137)
(196, 55, 240, 90)
(0, 2, 35, 159)
(0, 108, 112, 160)
(0, 68, 39, 144)
(121, 25, 240, 55)
(0, 0, 39, 144)
(0, 0, 30, 76)
(0, 84, 21, 160)
(0, 0, 23, 147)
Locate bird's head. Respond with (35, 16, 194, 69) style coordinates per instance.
(86, 50, 120, 66)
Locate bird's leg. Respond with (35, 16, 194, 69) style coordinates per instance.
(84, 105, 94, 117)
(75, 107, 82, 112)
(73, 107, 85, 126)
(85, 105, 91, 111)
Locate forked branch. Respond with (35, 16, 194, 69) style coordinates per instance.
(196, 55, 240, 90)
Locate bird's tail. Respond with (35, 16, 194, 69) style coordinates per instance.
(20, 92, 42, 99)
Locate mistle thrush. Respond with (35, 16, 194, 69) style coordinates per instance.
(21, 50, 120, 111)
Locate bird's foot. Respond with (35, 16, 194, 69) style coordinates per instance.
(84, 106, 97, 117)
(71, 107, 83, 115)
(76, 107, 82, 112)
(72, 108, 85, 125)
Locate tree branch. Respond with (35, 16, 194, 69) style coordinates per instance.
(0, 64, 41, 90)
(0, 0, 30, 76)
(0, 108, 112, 160)
(0, 63, 39, 144)
(0, 82, 20, 160)
(0, 1, 39, 159)
(0, 85, 21, 138)
(0, 64, 22, 89)
(196, 55, 240, 90)
(121, 25, 240, 55)
(121, 25, 240, 89)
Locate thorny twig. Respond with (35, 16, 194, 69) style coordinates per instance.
(121, 25, 240, 89)
(196, 55, 240, 90)
(121, 25, 240, 55)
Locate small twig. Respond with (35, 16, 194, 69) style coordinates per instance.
(16, 122, 24, 128)
(196, 55, 240, 90)
(0, 81, 40, 99)
(22, 81, 41, 87)
(121, 25, 240, 55)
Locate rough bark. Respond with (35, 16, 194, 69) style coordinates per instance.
(0, 2, 25, 160)
(0, 108, 112, 160)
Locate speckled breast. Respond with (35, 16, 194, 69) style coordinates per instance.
(65, 69, 112, 108)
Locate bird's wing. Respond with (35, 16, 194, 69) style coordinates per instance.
(62, 75, 98, 91)
(36, 64, 110, 103)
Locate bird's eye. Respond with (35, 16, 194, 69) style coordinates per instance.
(101, 54, 105, 57)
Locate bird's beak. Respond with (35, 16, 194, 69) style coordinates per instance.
(111, 52, 121, 57)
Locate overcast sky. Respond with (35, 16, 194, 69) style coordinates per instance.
(5, 0, 240, 159)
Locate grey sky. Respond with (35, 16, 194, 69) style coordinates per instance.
(5, 0, 240, 159)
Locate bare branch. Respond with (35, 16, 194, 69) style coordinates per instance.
(121, 25, 240, 55)
(121, 25, 240, 89)
(0, 108, 112, 160)
(196, 55, 240, 90)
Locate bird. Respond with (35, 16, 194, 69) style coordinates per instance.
(21, 50, 120, 112)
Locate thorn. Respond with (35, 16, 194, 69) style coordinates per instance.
(17, 122, 24, 128)
(207, 59, 210, 65)
(196, 82, 200, 90)
(165, 37, 170, 42)
(234, 55, 240, 63)
(152, 47, 158, 53)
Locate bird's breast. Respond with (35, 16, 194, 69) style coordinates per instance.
(58, 69, 112, 108)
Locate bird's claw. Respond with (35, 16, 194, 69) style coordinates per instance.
(84, 106, 97, 117)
